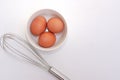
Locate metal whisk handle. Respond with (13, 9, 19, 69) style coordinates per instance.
(49, 67, 70, 80)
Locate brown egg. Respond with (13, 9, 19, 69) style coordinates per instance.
(47, 17, 64, 33)
(38, 32, 56, 48)
(30, 16, 46, 35)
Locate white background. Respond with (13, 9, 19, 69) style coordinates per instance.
(0, 0, 120, 80)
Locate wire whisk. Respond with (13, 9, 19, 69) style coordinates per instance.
(0, 33, 70, 80)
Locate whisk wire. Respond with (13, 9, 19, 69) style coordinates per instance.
(2, 33, 50, 70)
(4, 40, 49, 70)
(11, 34, 50, 67)
(12, 33, 49, 66)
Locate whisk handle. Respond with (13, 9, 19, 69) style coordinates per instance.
(49, 67, 70, 80)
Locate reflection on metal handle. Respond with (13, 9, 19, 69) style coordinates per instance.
(49, 67, 70, 80)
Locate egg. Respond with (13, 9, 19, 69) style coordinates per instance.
(30, 16, 46, 35)
(38, 32, 56, 48)
(47, 17, 64, 33)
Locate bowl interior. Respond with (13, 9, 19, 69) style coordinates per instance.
(26, 9, 67, 51)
